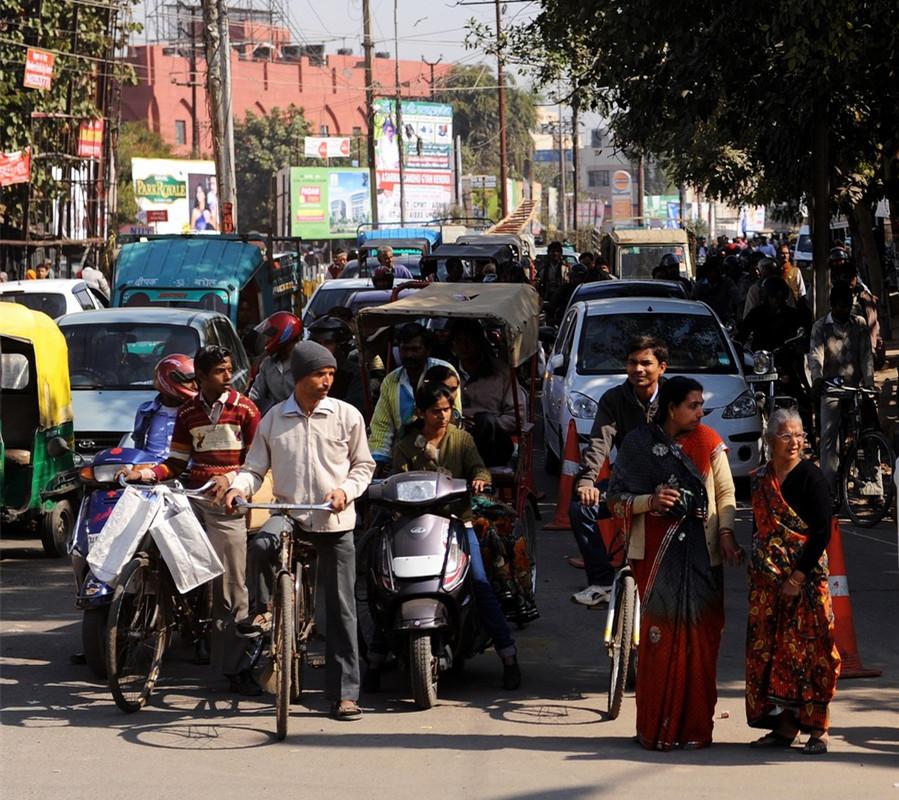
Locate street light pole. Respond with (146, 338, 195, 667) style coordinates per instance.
(421, 54, 443, 98)
(495, 0, 508, 218)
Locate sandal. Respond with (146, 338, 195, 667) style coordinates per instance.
(237, 611, 272, 636)
(331, 700, 363, 721)
(801, 736, 828, 755)
(749, 731, 796, 748)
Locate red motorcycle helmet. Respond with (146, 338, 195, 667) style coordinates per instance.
(154, 354, 197, 404)
(256, 311, 303, 357)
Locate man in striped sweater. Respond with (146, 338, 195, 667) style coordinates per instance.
(125, 344, 262, 695)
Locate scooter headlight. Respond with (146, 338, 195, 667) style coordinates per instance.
(396, 479, 438, 503)
(752, 351, 773, 375)
(441, 530, 469, 592)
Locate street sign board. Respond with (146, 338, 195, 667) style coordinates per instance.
(23, 48, 54, 90)
(304, 137, 352, 159)
(145, 209, 168, 223)
(0, 149, 31, 186)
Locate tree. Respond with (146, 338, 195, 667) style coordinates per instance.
(233, 105, 314, 232)
(491, 0, 899, 312)
(432, 64, 537, 180)
(114, 122, 173, 227)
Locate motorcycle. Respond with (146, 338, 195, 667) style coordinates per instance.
(362, 471, 489, 709)
(69, 446, 159, 678)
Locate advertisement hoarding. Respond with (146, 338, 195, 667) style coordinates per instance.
(304, 136, 352, 159)
(23, 48, 54, 90)
(132, 157, 218, 234)
(288, 167, 371, 239)
(610, 169, 633, 221)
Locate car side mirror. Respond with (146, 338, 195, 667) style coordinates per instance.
(548, 352, 567, 377)
(47, 435, 71, 458)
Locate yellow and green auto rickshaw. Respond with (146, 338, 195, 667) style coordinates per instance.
(1, 304, 80, 556)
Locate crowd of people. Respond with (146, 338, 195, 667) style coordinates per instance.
(103, 228, 884, 750)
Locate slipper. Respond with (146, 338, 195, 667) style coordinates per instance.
(331, 700, 362, 721)
(566, 557, 585, 569)
(237, 611, 272, 636)
(801, 737, 827, 755)
(749, 731, 796, 748)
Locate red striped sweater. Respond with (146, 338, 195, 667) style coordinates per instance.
(152, 389, 260, 487)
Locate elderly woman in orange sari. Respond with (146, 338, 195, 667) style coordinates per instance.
(746, 409, 841, 755)
(608, 376, 742, 750)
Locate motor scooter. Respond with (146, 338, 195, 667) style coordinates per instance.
(363, 471, 489, 709)
(69, 446, 158, 678)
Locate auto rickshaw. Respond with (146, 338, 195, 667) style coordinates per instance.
(356, 282, 542, 615)
(1, 304, 80, 556)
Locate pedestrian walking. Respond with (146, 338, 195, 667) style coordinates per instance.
(224, 340, 375, 720)
(607, 376, 741, 750)
(745, 409, 841, 755)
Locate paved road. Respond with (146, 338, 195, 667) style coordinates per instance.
(2, 467, 897, 799)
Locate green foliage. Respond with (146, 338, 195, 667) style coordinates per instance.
(432, 64, 537, 179)
(490, 0, 899, 212)
(233, 104, 313, 232)
(114, 121, 173, 226)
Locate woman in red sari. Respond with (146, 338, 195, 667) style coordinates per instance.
(608, 377, 742, 750)
(746, 409, 841, 754)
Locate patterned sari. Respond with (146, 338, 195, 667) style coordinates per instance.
(609, 423, 726, 751)
(746, 465, 841, 734)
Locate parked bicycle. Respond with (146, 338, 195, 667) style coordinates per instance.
(106, 479, 219, 713)
(234, 496, 333, 741)
(824, 379, 895, 527)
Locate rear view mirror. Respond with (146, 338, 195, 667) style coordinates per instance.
(47, 436, 71, 458)
(548, 352, 567, 377)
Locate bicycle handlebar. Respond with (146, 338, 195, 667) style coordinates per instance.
(233, 497, 335, 513)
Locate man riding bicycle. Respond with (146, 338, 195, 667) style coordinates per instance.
(570, 336, 668, 606)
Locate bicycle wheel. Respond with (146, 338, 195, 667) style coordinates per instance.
(843, 430, 895, 527)
(106, 557, 166, 713)
(606, 573, 636, 720)
(273, 570, 294, 740)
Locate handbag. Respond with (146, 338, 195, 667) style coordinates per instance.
(86, 486, 161, 584)
(149, 490, 224, 594)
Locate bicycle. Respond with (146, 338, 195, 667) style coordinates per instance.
(234, 496, 333, 741)
(106, 479, 220, 713)
(823, 379, 895, 527)
(593, 500, 640, 720)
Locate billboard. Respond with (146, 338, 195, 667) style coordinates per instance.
(288, 167, 371, 239)
(131, 157, 218, 234)
(610, 169, 633, 221)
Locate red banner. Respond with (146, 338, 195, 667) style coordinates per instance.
(0, 149, 31, 187)
(23, 48, 54, 90)
(77, 119, 104, 159)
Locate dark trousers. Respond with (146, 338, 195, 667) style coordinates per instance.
(568, 501, 615, 587)
(471, 413, 515, 467)
(247, 529, 360, 702)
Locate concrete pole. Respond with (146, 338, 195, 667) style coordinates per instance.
(362, 0, 379, 226)
(495, 0, 508, 218)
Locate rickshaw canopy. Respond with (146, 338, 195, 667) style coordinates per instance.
(0, 303, 73, 428)
(356, 282, 541, 367)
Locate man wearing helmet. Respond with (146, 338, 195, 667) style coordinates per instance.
(737, 277, 809, 353)
(307, 315, 365, 411)
(248, 311, 303, 415)
(743, 257, 798, 317)
(131, 354, 198, 460)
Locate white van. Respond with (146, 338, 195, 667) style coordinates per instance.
(794, 225, 812, 266)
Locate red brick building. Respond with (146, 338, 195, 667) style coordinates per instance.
(121, 20, 453, 156)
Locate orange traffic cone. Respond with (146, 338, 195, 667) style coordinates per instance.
(544, 419, 580, 531)
(828, 519, 882, 679)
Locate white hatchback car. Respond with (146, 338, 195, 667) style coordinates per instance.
(542, 297, 763, 478)
(0, 278, 105, 319)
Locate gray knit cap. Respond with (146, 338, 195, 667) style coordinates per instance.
(290, 340, 337, 382)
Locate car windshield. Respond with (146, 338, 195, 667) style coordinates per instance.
(302, 286, 359, 324)
(577, 312, 737, 375)
(63, 323, 200, 389)
(618, 245, 685, 278)
(1, 291, 68, 319)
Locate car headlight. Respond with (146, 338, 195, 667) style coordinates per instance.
(722, 390, 759, 419)
(752, 351, 773, 375)
(567, 391, 598, 419)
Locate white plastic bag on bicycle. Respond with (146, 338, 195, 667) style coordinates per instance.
(149, 490, 224, 594)
(87, 486, 161, 585)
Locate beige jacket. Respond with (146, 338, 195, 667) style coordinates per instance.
(231, 394, 375, 532)
(624, 447, 736, 567)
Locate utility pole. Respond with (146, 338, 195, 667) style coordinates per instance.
(201, 0, 237, 230)
(421, 55, 443, 98)
(558, 104, 567, 235)
(362, 0, 379, 225)
(172, 10, 201, 158)
(393, 0, 406, 224)
(571, 97, 579, 234)
(495, 0, 508, 218)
